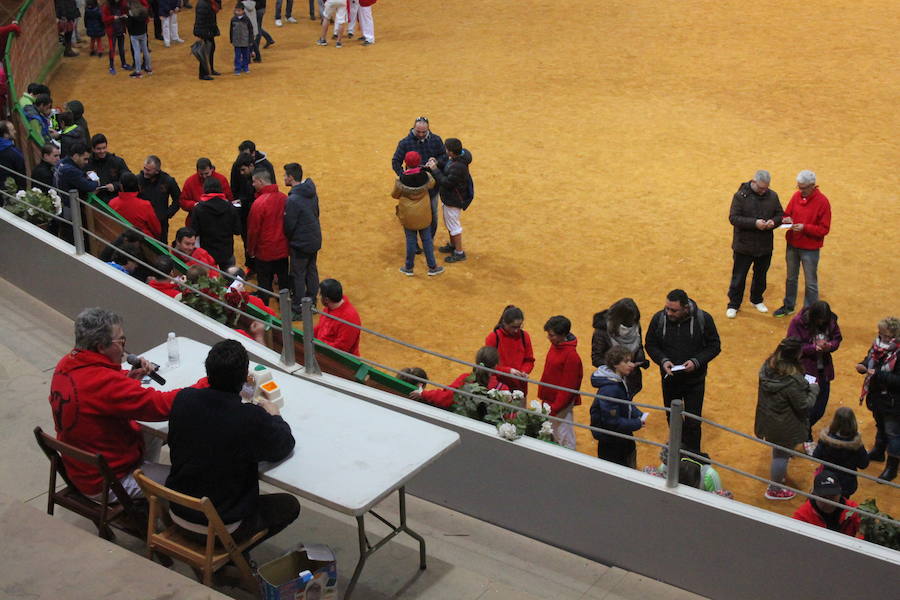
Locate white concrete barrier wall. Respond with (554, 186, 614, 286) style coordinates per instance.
(2, 212, 898, 599)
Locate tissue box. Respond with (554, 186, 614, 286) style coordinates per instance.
(258, 544, 337, 600)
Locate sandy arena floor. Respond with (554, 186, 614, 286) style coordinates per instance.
(49, 0, 899, 519)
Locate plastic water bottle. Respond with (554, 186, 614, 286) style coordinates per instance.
(167, 332, 180, 368)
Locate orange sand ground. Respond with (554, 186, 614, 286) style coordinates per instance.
(50, 1, 898, 519)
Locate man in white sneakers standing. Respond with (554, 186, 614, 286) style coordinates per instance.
(356, 0, 375, 45)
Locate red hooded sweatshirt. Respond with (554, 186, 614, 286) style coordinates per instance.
(148, 279, 181, 298)
(247, 184, 289, 261)
(538, 335, 583, 415)
(420, 372, 507, 409)
(314, 297, 362, 356)
(49, 349, 181, 495)
(179, 170, 233, 225)
(792, 498, 861, 538)
(784, 187, 831, 250)
(484, 326, 535, 396)
(109, 191, 161, 239)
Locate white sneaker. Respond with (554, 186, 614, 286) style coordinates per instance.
(726, 308, 737, 319)
(754, 302, 769, 313)
(275, 19, 283, 26)
(286, 16, 298, 23)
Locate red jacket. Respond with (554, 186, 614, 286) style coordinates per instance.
(179, 171, 233, 225)
(314, 297, 361, 356)
(100, 0, 128, 37)
(247, 293, 277, 316)
(109, 191, 161, 239)
(186, 246, 216, 269)
(538, 335, 583, 415)
(421, 372, 507, 409)
(247, 184, 289, 261)
(49, 349, 181, 495)
(485, 326, 535, 395)
(148, 279, 181, 298)
(792, 498, 861, 538)
(784, 187, 831, 250)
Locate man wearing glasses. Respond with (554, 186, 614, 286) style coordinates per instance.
(49, 308, 193, 499)
(773, 170, 832, 318)
(391, 117, 447, 243)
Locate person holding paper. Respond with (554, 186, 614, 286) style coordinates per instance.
(726, 170, 783, 319)
(590, 345, 648, 468)
(645, 289, 721, 453)
(773, 170, 831, 318)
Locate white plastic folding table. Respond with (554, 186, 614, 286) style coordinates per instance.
(138, 337, 461, 598)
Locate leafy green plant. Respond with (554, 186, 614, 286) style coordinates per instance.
(179, 274, 249, 327)
(4, 177, 62, 226)
(858, 498, 900, 550)
(452, 381, 553, 441)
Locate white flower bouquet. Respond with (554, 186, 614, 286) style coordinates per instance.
(4, 178, 62, 227)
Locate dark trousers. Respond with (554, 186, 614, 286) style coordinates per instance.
(233, 46, 250, 72)
(289, 249, 319, 312)
(255, 257, 290, 306)
(662, 376, 705, 453)
(807, 375, 830, 439)
(874, 410, 900, 457)
(727, 251, 772, 309)
(428, 188, 439, 240)
(181, 493, 300, 553)
(198, 38, 216, 77)
(108, 34, 128, 68)
(597, 439, 637, 468)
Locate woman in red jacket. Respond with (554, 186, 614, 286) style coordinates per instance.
(408, 346, 507, 411)
(538, 315, 584, 450)
(484, 305, 535, 401)
(101, 0, 132, 74)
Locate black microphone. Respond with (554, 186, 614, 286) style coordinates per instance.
(126, 353, 167, 385)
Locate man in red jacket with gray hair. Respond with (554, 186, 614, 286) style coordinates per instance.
(774, 169, 831, 318)
(538, 315, 583, 450)
(247, 167, 289, 307)
(49, 308, 200, 499)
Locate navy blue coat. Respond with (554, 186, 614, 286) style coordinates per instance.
(55, 157, 99, 206)
(283, 179, 322, 254)
(391, 130, 447, 176)
(589, 366, 644, 444)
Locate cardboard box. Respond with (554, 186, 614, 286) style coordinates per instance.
(258, 544, 337, 600)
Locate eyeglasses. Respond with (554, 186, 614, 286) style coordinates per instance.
(797, 182, 815, 190)
(111, 336, 127, 346)
(415, 116, 429, 124)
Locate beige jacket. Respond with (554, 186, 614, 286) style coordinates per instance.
(392, 172, 434, 230)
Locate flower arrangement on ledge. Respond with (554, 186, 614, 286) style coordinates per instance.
(453, 380, 554, 442)
(180, 273, 250, 327)
(4, 177, 62, 227)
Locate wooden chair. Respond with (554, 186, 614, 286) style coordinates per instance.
(133, 469, 267, 592)
(33, 426, 146, 541)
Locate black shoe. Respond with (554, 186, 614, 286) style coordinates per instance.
(438, 243, 454, 254)
(868, 446, 886, 462)
(773, 306, 794, 318)
(211, 70, 222, 76)
(264, 39, 274, 48)
(878, 456, 898, 482)
(63, 48, 78, 57)
(199, 75, 214, 80)
(445, 252, 467, 263)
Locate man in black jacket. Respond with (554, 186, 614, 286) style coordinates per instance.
(166, 340, 299, 548)
(645, 289, 721, 453)
(31, 143, 61, 193)
(230, 143, 275, 274)
(283, 162, 321, 317)
(391, 117, 446, 241)
(426, 137, 471, 263)
(193, 0, 221, 80)
(138, 155, 181, 243)
(726, 170, 783, 319)
(192, 177, 241, 269)
(86, 133, 130, 203)
(0, 120, 26, 191)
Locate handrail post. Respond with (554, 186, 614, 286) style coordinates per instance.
(278, 289, 296, 368)
(666, 399, 684, 488)
(301, 296, 321, 375)
(68, 190, 85, 255)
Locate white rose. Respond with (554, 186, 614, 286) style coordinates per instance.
(497, 423, 519, 440)
(15, 190, 26, 199)
(31, 187, 41, 193)
(512, 390, 525, 400)
(26, 207, 35, 216)
(542, 403, 552, 414)
(52, 197, 62, 215)
(529, 399, 541, 411)
(540, 421, 554, 436)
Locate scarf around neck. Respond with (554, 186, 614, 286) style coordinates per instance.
(860, 337, 898, 402)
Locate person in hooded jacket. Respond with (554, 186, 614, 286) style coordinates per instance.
(591, 297, 649, 397)
(792, 470, 861, 538)
(538, 315, 583, 450)
(101, 0, 132, 74)
(426, 137, 471, 263)
(247, 167, 288, 305)
(409, 346, 508, 410)
(87, 133, 131, 202)
(191, 176, 241, 269)
(484, 305, 535, 399)
(590, 345, 647, 467)
(726, 169, 783, 318)
(108, 172, 161, 239)
(755, 337, 818, 500)
(64, 100, 91, 145)
(283, 162, 321, 317)
(812, 407, 869, 497)
(392, 150, 443, 276)
(645, 288, 721, 453)
(786, 300, 841, 451)
(856, 316, 900, 482)
(193, 0, 221, 79)
(391, 118, 446, 243)
(0, 120, 26, 191)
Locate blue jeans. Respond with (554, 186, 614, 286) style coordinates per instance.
(130, 33, 152, 72)
(783, 246, 819, 310)
(275, 0, 293, 19)
(233, 46, 250, 72)
(807, 376, 830, 439)
(405, 227, 436, 270)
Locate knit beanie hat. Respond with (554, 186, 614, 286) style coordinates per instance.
(404, 151, 421, 168)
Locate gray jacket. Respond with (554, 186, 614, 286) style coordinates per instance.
(283, 179, 322, 254)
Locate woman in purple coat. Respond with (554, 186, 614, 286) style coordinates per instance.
(787, 300, 841, 454)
